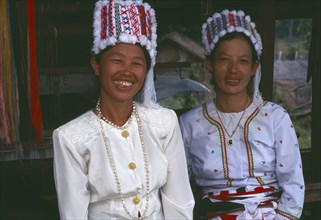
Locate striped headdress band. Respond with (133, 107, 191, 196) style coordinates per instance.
(202, 9, 262, 57)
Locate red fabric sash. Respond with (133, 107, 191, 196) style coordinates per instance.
(27, 0, 42, 144)
(206, 186, 277, 201)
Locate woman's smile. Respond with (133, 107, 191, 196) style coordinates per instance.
(114, 80, 134, 89)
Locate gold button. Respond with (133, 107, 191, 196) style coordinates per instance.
(128, 162, 136, 170)
(133, 196, 140, 205)
(121, 130, 129, 138)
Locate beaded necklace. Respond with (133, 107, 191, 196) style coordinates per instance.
(215, 97, 249, 146)
(96, 99, 150, 219)
(96, 99, 133, 129)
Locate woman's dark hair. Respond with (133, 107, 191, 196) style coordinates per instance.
(207, 32, 259, 96)
(93, 43, 151, 70)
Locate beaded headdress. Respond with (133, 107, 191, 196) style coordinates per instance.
(202, 9, 264, 109)
(202, 9, 262, 57)
(92, 0, 158, 108)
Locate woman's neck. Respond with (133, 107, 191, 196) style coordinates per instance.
(215, 95, 251, 113)
(94, 98, 134, 127)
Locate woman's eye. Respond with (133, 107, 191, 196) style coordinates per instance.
(133, 62, 144, 66)
(240, 59, 250, 64)
(219, 57, 229, 62)
(111, 59, 122, 63)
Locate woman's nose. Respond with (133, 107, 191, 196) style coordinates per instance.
(122, 62, 132, 74)
(228, 61, 237, 74)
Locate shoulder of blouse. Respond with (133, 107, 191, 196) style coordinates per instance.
(260, 101, 290, 117)
(135, 102, 178, 129)
(179, 103, 206, 124)
(53, 110, 99, 146)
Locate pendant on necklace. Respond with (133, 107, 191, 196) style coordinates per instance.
(228, 139, 233, 146)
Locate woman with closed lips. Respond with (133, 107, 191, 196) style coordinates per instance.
(179, 9, 304, 220)
(208, 35, 258, 102)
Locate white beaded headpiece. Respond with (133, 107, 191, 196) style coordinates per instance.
(202, 9, 262, 57)
(92, 0, 159, 108)
(202, 9, 264, 109)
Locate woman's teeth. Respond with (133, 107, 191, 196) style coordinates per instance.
(114, 81, 133, 88)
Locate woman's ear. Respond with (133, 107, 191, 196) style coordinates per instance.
(91, 57, 99, 76)
(204, 59, 213, 73)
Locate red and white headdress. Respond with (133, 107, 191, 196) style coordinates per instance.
(92, 0, 158, 107)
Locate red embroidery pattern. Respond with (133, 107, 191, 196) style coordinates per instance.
(101, 6, 107, 40)
(203, 103, 229, 179)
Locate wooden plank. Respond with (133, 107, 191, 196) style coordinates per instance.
(305, 182, 321, 203)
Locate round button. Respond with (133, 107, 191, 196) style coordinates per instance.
(121, 130, 129, 138)
(128, 162, 136, 170)
(133, 196, 140, 205)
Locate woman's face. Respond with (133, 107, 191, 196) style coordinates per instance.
(206, 36, 259, 97)
(91, 43, 148, 103)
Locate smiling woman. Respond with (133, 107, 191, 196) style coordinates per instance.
(52, 0, 194, 219)
(91, 43, 149, 109)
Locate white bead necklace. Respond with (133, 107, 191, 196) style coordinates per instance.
(214, 97, 250, 146)
(96, 99, 133, 129)
(97, 100, 150, 219)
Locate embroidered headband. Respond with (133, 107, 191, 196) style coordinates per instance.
(202, 9, 262, 58)
(92, 0, 158, 107)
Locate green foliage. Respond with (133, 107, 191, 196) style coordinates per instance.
(275, 19, 311, 41)
(286, 45, 297, 60)
(275, 19, 312, 60)
(296, 19, 312, 49)
(189, 63, 201, 81)
(293, 115, 311, 150)
(273, 88, 292, 112)
(159, 63, 207, 110)
(159, 92, 203, 110)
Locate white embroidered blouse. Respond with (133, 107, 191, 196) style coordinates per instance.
(179, 100, 305, 219)
(53, 102, 194, 219)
